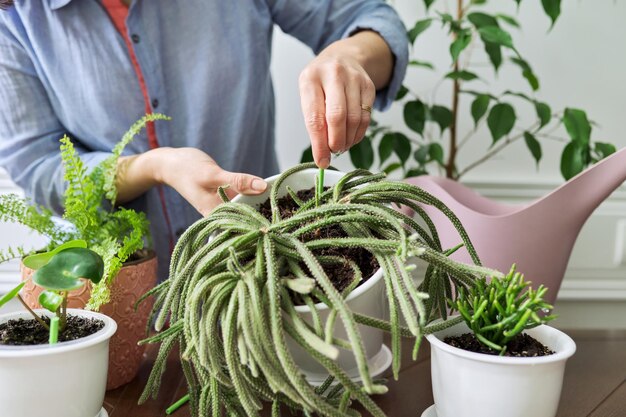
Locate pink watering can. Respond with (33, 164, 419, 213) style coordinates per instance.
(404, 146, 626, 303)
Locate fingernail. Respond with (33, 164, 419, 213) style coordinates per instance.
(319, 158, 330, 168)
(251, 178, 267, 191)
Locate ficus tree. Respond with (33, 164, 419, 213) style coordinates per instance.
(301, 0, 616, 181)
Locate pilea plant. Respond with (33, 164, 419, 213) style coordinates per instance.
(0, 240, 104, 343)
(138, 163, 503, 417)
(449, 264, 556, 355)
(0, 114, 168, 310)
(301, 0, 616, 181)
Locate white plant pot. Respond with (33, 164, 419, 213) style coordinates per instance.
(426, 320, 576, 417)
(233, 168, 388, 381)
(0, 308, 117, 417)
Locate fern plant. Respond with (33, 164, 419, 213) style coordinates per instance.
(138, 163, 503, 417)
(0, 114, 169, 310)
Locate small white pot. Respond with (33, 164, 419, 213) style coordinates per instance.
(426, 320, 576, 417)
(0, 308, 117, 417)
(233, 169, 386, 378)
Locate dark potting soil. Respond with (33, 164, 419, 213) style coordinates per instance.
(258, 187, 379, 296)
(0, 315, 104, 346)
(444, 332, 554, 357)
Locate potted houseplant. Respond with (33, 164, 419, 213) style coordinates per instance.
(424, 266, 576, 417)
(0, 241, 117, 417)
(138, 163, 504, 416)
(0, 114, 167, 389)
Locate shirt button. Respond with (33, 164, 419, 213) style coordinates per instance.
(131, 34, 140, 43)
(151, 99, 159, 109)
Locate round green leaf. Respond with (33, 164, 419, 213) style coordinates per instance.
(32, 247, 104, 291)
(406, 168, 427, 177)
(414, 145, 430, 164)
(348, 136, 374, 170)
(408, 60, 435, 70)
(429, 105, 453, 135)
(39, 290, 63, 313)
(300, 146, 313, 163)
(563, 108, 591, 145)
(560, 142, 586, 180)
(450, 32, 472, 63)
(524, 131, 542, 166)
(408, 19, 432, 44)
(393, 133, 412, 164)
(395, 85, 409, 100)
(23, 239, 88, 270)
(496, 14, 520, 28)
(445, 70, 479, 81)
(378, 133, 395, 166)
(535, 102, 552, 129)
(484, 42, 502, 71)
(0, 282, 25, 309)
(471, 95, 490, 127)
(487, 103, 516, 143)
(429, 143, 445, 166)
(594, 142, 616, 160)
(403, 100, 427, 135)
(478, 26, 514, 49)
(383, 162, 402, 175)
(467, 13, 499, 29)
(541, 0, 561, 28)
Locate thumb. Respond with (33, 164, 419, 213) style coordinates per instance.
(220, 171, 268, 195)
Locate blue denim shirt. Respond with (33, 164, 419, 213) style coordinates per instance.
(0, 0, 408, 280)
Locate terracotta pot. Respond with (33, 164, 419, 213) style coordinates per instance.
(20, 252, 157, 390)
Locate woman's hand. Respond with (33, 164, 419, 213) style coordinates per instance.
(116, 147, 267, 217)
(299, 30, 394, 169)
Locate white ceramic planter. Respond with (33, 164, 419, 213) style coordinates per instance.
(426, 320, 576, 417)
(232, 168, 388, 380)
(0, 308, 117, 417)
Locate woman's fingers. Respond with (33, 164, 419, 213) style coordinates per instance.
(299, 71, 331, 168)
(300, 55, 376, 166)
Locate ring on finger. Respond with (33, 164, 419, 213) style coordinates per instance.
(360, 103, 372, 114)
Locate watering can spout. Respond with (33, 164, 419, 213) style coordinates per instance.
(532, 146, 626, 227)
(403, 146, 626, 303)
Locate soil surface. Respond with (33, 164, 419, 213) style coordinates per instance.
(444, 332, 554, 357)
(258, 187, 378, 298)
(0, 315, 104, 346)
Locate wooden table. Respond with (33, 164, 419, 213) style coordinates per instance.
(104, 329, 626, 417)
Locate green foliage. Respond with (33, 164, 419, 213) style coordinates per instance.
(32, 247, 104, 291)
(1, 243, 105, 339)
(301, 0, 615, 182)
(449, 265, 556, 355)
(0, 114, 168, 310)
(138, 163, 503, 417)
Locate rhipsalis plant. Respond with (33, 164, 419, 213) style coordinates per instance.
(301, 0, 616, 181)
(0, 114, 168, 310)
(138, 163, 503, 417)
(449, 265, 556, 355)
(0, 240, 104, 344)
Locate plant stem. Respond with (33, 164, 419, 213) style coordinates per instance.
(49, 316, 59, 345)
(16, 294, 49, 330)
(166, 393, 190, 415)
(445, 0, 465, 179)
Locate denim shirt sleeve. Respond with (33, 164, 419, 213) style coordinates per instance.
(266, 0, 409, 110)
(0, 17, 111, 215)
